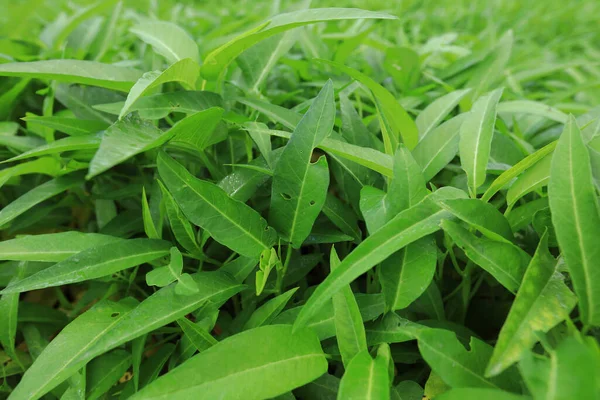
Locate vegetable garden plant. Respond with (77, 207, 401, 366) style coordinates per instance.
(1, 0, 600, 399)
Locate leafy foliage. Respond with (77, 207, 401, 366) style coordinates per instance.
(0, 1, 599, 399)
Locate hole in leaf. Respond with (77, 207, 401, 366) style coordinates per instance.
(281, 193, 292, 200)
(309, 200, 316, 206)
(111, 312, 120, 318)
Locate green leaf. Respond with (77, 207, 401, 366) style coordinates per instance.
(1, 239, 171, 294)
(244, 123, 393, 177)
(237, 31, 297, 94)
(146, 247, 183, 287)
(0, 157, 65, 189)
(0, 60, 142, 92)
(440, 220, 529, 293)
(130, 20, 199, 65)
(384, 47, 420, 92)
(322, 193, 362, 242)
(119, 58, 200, 119)
(497, 100, 568, 124)
(157, 180, 203, 257)
(157, 151, 277, 257)
(293, 187, 467, 331)
(416, 89, 471, 139)
(459, 88, 503, 197)
(380, 237, 437, 311)
(506, 153, 552, 206)
(548, 115, 600, 326)
(275, 294, 385, 341)
(95, 91, 223, 119)
(142, 186, 160, 239)
(8, 300, 136, 400)
(131, 325, 327, 400)
(0, 232, 122, 262)
(201, 8, 396, 80)
(87, 115, 169, 179)
(416, 328, 519, 392)
(435, 388, 530, 400)
(169, 107, 224, 152)
(337, 345, 391, 400)
(244, 287, 298, 330)
(485, 233, 577, 377)
(316, 59, 418, 152)
(331, 247, 367, 367)
(482, 140, 557, 202)
(177, 317, 217, 352)
(175, 273, 200, 295)
(9, 271, 242, 400)
(438, 199, 514, 243)
(22, 115, 109, 136)
(0, 173, 83, 228)
(463, 31, 512, 103)
(2, 133, 102, 163)
(86, 350, 131, 400)
(269, 80, 334, 247)
(519, 336, 600, 399)
(413, 114, 466, 181)
(0, 263, 24, 360)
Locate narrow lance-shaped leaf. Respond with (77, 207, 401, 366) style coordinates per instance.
(131, 325, 327, 400)
(158, 151, 277, 258)
(21, 115, 109, 137)
(416, 89, 472, 139)
(519, 336, 600, 400)
(157, 180, 203, 257)
(459, 88, 503, 197)
(269, 80, 334, 247)
(0, 173, 83, 228)
(245, 123, 393, 177)
(373, 145, 436, 312)
(244, 287, 298, 330)
(482, 140, 557, 202)
(293, 187, 468, 330)
(201, 8, 397, 80)
(2, 133, 102, 163)
(440, 220, 529, 293)
(119, 58, 200, 119)
(438, 199, 514, 243)
(416, 328, 520, 392)
(87, 115, 170, 179)
(331, 247, 367, 367)
(0, 232, 123, 262)
(1, 239, 172, 294)
(130, 20, 200, 65)
(485, 232, 577, 377)
(316, 59, 418, 152)
(413, 114, 466, 181)
(337, 344, 391, 400)
(9, 271, 244, 400)
(548, 114, 600, 326)
(0, 60, 142, 92)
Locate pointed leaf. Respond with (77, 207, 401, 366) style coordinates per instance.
(293, 187, 467, 330)
(459, 88, 503, 197)
(131, 325, 327, 400)
(131, 21, 199, 64)
(0, 60, 142, 91)
(157, 151, 277, 257)
(269, 80, 334, 247)
(548, 115, 600, 326)
(337, 345, 391, 400)
(1, 239, 171, 294)
(485, 233, 577, 377)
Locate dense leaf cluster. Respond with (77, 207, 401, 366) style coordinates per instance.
(1, 1, 600, 399)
